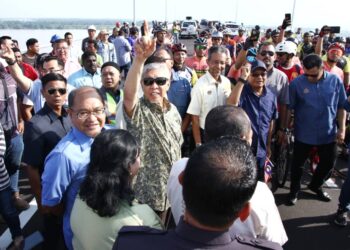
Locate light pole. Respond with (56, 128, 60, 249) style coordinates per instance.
(133, 0, 136, 24)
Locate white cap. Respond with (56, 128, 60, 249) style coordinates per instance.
(88, 25, 96, 31)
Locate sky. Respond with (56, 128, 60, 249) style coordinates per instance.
(2, 0, 350, 32)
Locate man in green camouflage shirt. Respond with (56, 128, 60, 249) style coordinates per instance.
(123, 22, 183, 213)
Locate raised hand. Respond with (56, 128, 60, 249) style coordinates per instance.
(0, 40, 15, 62)
(134, 20, 156, 61)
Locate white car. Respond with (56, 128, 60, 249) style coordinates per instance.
(180, 21, 198, 39)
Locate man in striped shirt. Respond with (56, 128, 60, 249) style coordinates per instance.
(0, 124, 23, 249)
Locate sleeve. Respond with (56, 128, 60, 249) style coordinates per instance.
(343, 57, 350, 73)
(338, 78, 347, 108)
(186, 85, 202, 116)
(272, 96, 278, 120)
(22, 121, 45, 168)
(288, 80, 297, 110)
(41, 152, 72, 206)
(278, 74, 290, 105)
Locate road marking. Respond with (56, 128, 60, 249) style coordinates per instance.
(0, 198, 37, 249)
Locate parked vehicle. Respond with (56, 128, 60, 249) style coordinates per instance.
(180, 20, 198, 39)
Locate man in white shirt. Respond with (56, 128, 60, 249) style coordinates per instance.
(167, 105, 288, 246)
(187, 46, 231, 147)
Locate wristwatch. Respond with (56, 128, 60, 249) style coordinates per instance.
(6, 59, 16, 66)
(238, 78, 248, 84)
(196, 143, 202, 147)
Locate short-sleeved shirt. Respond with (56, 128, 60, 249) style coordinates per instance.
(266, 67, 289, 105)
(289, 71, 347, 145)
(167, 158, 288, 246)
(185, 56, 209, 79)
(124, 97, 183, 211)
(187, 72, 231, 129)
(41, 127, 94, 250)
(22, 103, 72, 176)
(239, 85, 278, 158)
(68, 68, 102, 89)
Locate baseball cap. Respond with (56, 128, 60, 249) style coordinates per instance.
(50, 34, 61, 43)
(251, 60, 267, 72)
(88, 25, 96, 31)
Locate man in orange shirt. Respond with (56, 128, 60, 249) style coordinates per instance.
(185, 38, 209, 79)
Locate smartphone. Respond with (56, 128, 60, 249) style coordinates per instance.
(285, 13, 291, 21)
(329, 26, 341, 33)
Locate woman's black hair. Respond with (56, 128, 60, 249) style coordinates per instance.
(79, 129, 139, 217)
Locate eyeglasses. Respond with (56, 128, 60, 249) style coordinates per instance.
(143, 77, 168, 86)
(251, 72, 267, 78)
(195, 45, 207, 50)
(260, 51, 275, 57)
(212, 37, 222, 40)
(71, 108, 105, 120)
(276, 52, 288, 57)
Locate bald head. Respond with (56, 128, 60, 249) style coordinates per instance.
(68, 86, 104, 108)
(204, 105, 252, 144)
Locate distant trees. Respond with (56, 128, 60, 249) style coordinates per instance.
(0, 19, 132, 29)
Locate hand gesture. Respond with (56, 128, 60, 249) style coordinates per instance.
(240, 64, 251, 80)
(319, 25, 329, 38)
(243, 37, 254, 50)
(0, 40, 15, 61)
(134, 20, 156, 61)
(281, 18, 291, 30)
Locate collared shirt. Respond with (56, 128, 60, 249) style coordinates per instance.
(114, 217, 283, 250)
(113, 36, 132, 67)
(187, 72, 231, 129)
(68, 68, 102, 89)
(289, 71, 347, 145)
(41, 127, 94, 250)
(239, 85, 277, 158)
(124, 97, 183, 211)
(266, 67, 289, 105)
(167, 158, 288, 246)
(25, 80, 76, 113)
(22, 103, 72, 176)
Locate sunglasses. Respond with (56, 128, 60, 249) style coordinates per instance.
(195, 45, 207, 50)
(251, 72, 267, 78)
(47, 88, 67, 95)
(260, 51, 275, 57)
(143, 77, 168, 86)
(276, 52, 288, 57)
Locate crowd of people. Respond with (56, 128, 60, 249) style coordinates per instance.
(0, 16, 350, 249)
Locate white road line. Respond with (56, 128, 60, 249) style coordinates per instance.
(0, 198, 37, 249)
